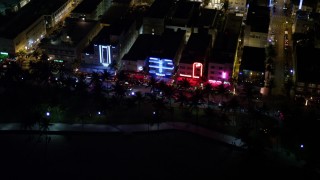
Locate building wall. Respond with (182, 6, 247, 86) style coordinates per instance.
(228, 0, 247, 12)
(52, 0, 74, 28)
(0, 15, 46, 55)
(178, 62, 193, 78)
(118, 20, 140, 63)
(0, 0, 30, 15)
(0, 38, 14, 54)
(142, 17, 165, 35)
(207, 62, 233, 82)
(122, 59, 145, 72)
(243, 30, 268, 48)
(24, 16, 47, 51)
(165, 26, 192, 44)
(44, 22, 102, 66)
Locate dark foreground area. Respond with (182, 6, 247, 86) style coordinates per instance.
(1, 130, 319, 180)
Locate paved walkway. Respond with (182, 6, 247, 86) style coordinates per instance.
(0, 122, 308, 169)
(0, 122, 244, 147)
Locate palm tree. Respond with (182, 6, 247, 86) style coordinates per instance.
(179, 78, 191, 91)
(227, 96, 240, 126)
(74, 73, 89, 96)
(90, 72, 104, 98)
(215, 82, 229, 105)
(16, 49, 27, 66)
(147, 76, 159, 93)
(175, 91, 189, 108)
(162, 84, 176, 107)
(16, 49, 27, 59)
(189, 88, 205, 124)
(134, 91, 144, 112)
(112, 80, 126, 99)
(242, 82, 254, 109)
(116, 70, 129, 83)
(32, 50, 41, 60)
(101, 69, 113, 96)
(203, 83, 213, 107)
(222, 0, 229, 12)
(29, 53, 52, 83)
(109, 60, 119, 72)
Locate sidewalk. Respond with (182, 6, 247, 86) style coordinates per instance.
(0, 122, 308, 169)
(0, 122, 245, 147)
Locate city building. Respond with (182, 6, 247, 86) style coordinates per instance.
(0, 0, 73, 55)
(165, 0, 202, 42)
(294, 47, 320, 97)
(207, 12, 242, 85)
(178, 32, 212, 79)
(292, 10, 313, 34)
(100, 2, 138, 62)
(40, 17, 102, 68)
(228, 0, 247, 12)
(238, 46, 265, 86)
(243, 3, 270, 48)
(0, 0, 31, 15)
(118, 34, 155, 73)
(80, 27, 116, 73)
(70, 0, 112, 20)
(122, 28, 185, 77)
(142, 0, 176, 35)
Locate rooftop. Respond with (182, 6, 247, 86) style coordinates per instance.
(211, 31, 238, 64)
(241, 46, 265, 72)
(100, 3, 130, 25)
(144, 0, 176, 19)
(296, 47, 320, 83)
(0, 0, 68, 39)
(246, 5, 270, 33)
(122, 34, 160, 61)
(122, 29, 186, 61)
(43, 17, 99, 47)
(180, 32, 212, 64)
(72, 0, 103, 14)
(196, 8, 219, 28)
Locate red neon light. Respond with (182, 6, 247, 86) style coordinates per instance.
(192, 62, 203, 78)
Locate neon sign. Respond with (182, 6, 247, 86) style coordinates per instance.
(148, 57, 174, 77)
(192, 62, 203, 78)
(99, 45, 111, 67)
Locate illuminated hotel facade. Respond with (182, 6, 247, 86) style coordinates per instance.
(178, 32, 212, 80)
(148, 57, 175, 78)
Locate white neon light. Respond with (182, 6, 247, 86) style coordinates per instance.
(299, 0, 303, 9)
(99, 45, 111, 65)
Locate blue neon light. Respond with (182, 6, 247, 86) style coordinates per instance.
(148, 57, 174, 77)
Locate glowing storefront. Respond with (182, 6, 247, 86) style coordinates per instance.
(148, 57, 175, 77)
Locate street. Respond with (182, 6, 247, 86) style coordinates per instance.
(269, 0, 293, 96)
